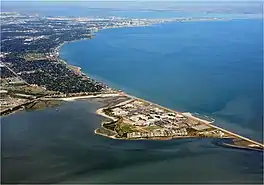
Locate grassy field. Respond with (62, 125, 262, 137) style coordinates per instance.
(115, 121, 138, 137)
(4, 84, 54, 96)
(143, 125, 162, 132)
(120, 123, 136, 133)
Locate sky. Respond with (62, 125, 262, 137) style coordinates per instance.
(1, 0, 262, 14)
(1, 0, 262, 2)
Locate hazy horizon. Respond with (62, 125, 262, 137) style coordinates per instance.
(2, 1, 262, 16)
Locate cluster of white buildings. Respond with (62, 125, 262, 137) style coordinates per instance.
(171, 128, 188, 136)
(23, 35, 47, 45)
(111, 100, 191, 138)
(127, 128, 188, 139)
(112, 100, 186, 127)
(112, 107, 129, 116)
(200, 130, 225, 137)
(110, 99, 227, 139)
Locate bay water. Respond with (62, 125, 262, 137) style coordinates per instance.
(60, 19, 263, 142)
(2, 18, 263, 183)
(2, 100, 263, 183)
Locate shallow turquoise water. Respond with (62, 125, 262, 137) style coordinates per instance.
(60, 19, 263, 142)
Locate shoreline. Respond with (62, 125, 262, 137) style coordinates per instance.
(91, 92, 264, 149)
(56, 16, 246, 95)
(183, 112, 264, 148)
(221, 142, 264, 152)
(3, 16, 262, 150)
(94, 100, 264, 150)
(55, 15, 262, 59)
(56, 16, 237, 63)
(55, 18, 264, 150)
(60, 93, 121, 101)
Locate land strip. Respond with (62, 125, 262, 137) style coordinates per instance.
(94, 93, 264, 151)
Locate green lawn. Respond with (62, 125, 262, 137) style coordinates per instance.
(120, 124, 135, 133)
(144, 125, 162, 132)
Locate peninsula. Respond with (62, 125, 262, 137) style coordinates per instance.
(1, 12, 263, 152)
(90, 92, 263, 151)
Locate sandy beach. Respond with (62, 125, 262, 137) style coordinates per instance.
(96, 107, 118, 121)
(182, 111, 264, 148)
(60, 93, 121, 101)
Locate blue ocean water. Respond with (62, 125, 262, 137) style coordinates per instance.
(60, 19, 263, 142)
